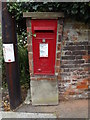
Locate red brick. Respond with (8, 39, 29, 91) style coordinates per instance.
(81, 78, 89, 85)
(31, 77, 37, 80)
(29, 53, 33, 60)
(56, 67, 60, 73)
(58, 25, 63, 33)
(27, 36, 31, 44)
(56, 60, 60, 66)
(63, 31, 68, 40)
(50, 78, 56, 80)
(57, 75, 61, 80)
(28, 53, 33, 63)
(27, 27, 30, 32)
(57, 44, 61, 51)
(62, 41, 65, 45)
(57, 52, 61, 59)
(29, 64, 33, 72)
(28, 60, 33, 73)
(58, 34, 62, 42)
(69, 91, 75, 95)
(77, 85, 88, 89)
(27, 44, 32, 52)
(82, 55, 90, 61)
(84, 67, 88, 71)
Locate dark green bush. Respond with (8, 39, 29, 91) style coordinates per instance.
(17, 33, 30, 89)
(7, 2, 90, 34)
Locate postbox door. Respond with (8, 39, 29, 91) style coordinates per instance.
(31, 20, 57, 75)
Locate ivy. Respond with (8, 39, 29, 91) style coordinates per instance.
(7, 2, 90, 34)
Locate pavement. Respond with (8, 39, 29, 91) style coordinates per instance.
(0, 112, 56, 119)
(0, 99, 89, 119)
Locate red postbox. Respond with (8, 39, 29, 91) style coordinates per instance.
(31, 20, 57, 75)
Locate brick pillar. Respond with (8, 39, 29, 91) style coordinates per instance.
(26, 17, 64, 105)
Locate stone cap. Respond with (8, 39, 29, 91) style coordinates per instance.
(23, 12, 64, 19)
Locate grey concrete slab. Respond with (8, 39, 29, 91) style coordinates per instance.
(30, 80, 58, 105)
(17, 99, 88, 118)
(0, 111, 56, 119)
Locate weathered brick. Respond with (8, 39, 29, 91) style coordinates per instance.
(61, 72, 70, 76)
(37, 77, 51, 80)
(65, 51, 72, 55)
(56, 67, 60, 73)
(57, 52, 61, 58)
(29, 62, 33, 72)
(61, 60, 68, 65)
(61, 64, 76, 68)
(57, 75, 61, 80)
(75, 56, 82, 59)
(27, 44, 32, 52)
(63, 68, 69, 72)
(83, 55, 90, 61)
(62, 56, 75, 60)
(81, 64, 89, 67)
(72, 51, 86, 55)
(77, 85, 88, 89)
(50, 78, 56, 80)
(63, 31, 68, 40)
(27, 27, 30, 33)
(28, 53, 33, 61)
(74, 60, 84, 64)
(31, 77, 37, 80)
(56, 60, 60, 66)
(69, 91, 75, 95)
(84, 67, 88, 71)
(77, 42, 88, 45)
(58, 34, 62, 42)
(27, 36, 32, 44)
(57, 44, 61, 51)
(84, 46, 90, 50)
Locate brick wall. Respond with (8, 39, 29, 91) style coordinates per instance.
(58, 19, 89, 100)
(26, 18, 89, 101)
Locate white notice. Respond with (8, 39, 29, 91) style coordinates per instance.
(40, 43, 48, 57)
(3, 44, 15, 62)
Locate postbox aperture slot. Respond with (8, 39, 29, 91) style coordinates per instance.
(35, 30, 54, 33)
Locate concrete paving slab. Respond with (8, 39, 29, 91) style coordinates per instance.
(17, 99, 89, 118)
(0, 111, 56, 119)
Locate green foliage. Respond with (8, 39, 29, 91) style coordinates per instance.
(2, 59, 8, 89)
(17, 33, 30, 89)
(7, 2, 89, 35)
(7, 2, 89, 22)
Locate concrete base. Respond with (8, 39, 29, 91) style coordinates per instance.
(30, 80, 58, 105)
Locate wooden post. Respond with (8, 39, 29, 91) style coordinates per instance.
(2, 2, 22, 110)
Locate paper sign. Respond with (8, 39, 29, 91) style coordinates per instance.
(3, 44, 15, 62)
(40, 43, 48, 57)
